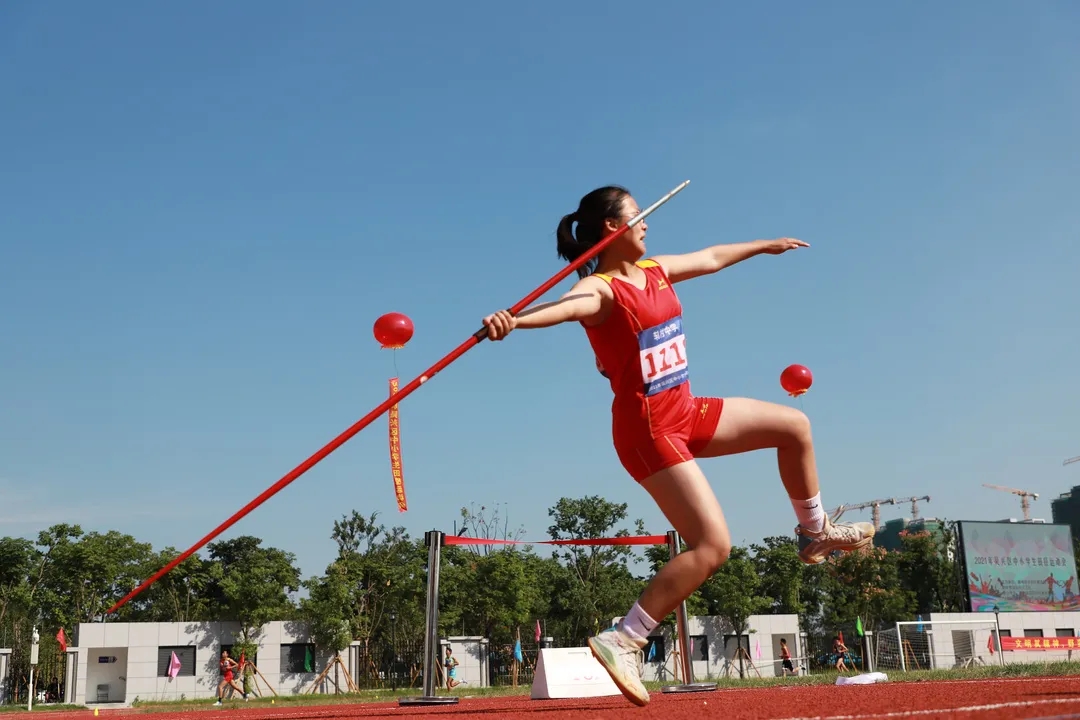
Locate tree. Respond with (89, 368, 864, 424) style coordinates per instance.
(44, 530, 155, 626)
(0, 537, 37, 629)
(453, 503, 525, 556)
(698, 546, 771, 678)
(545, 496, 647, 644)
(300, 561, 353, 656)
(304, 511, 426, 652)
(822, 547, 914, 632)
(204, 536, 301, 648)
(896, 523, 964, 615)
(122, 550, 211, 622)
(443, 548, 542, 643)
(1, 525, 87, 704)
(750, 536, 805, 615)
(796, 558, 831, 637)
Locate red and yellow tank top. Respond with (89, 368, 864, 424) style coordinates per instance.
(584, 260, 695, 435)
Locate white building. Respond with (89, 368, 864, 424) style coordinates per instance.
(924, 611, 1080, 667)
(615, 614, 804, 681)
(69, 621, 339, 705)
(51, 622, 489, 706)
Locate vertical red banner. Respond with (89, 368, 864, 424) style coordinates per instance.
(389, 377, 408, 512)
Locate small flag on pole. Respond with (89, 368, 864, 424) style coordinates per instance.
(167, 651, 182, 679)
(535, 620, 541, 643)
(513, 639, 523, 663)
(856, 616, 864, 637)
(987, 633, 996, 654)
(56, 628, 67, 653)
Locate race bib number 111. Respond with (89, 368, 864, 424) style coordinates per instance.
(639, 316, 688, 396)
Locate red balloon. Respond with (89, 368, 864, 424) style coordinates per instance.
(374, 312, 414, 349)
(780, 364, 813, 397)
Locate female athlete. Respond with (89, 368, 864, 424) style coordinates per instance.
(481, 185, 874, 706)
(213, 649, 246, 705)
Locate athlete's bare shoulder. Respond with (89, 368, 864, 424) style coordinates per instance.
(574, 273, 615, 297)
(569, 273, 615, 326)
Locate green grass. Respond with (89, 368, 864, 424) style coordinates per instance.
(5, 662, 1079, 715)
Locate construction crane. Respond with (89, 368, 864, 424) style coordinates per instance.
(827, 496, 931, 531)
(982, 484, 1039, 521)
(827, 498, 895, 530)
(905, 495, 931, 519)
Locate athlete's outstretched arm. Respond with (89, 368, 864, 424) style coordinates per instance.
(482, 276, 607, 340)
(653, 238, 808, 284)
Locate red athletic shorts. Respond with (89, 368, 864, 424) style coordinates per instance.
(224, 671, 234, 682)
(612, 396, 724, 482)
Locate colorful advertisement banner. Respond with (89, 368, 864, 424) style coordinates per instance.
(959, 521, 1078, 612)
(389, 377, 407, 512)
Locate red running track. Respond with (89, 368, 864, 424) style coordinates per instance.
(18, 676, 1080, 720)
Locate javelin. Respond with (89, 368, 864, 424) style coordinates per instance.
(107, 180, 690, 615)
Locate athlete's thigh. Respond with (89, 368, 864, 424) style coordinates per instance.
(639, 460, 730, 551)
(694, 396, 810, 458)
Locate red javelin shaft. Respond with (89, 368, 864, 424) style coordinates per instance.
(107, 180, 690, 615)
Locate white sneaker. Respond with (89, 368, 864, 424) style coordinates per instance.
(213, 700, 222, 706)
(587, 627, 649, 706)
(796, 512, 875, 564)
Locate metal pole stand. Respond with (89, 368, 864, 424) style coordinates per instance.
(400, 531, 459, 707)
(864, 630, 875, 673)
(660, 531, 717, 694)
(28, 626, 40, 711)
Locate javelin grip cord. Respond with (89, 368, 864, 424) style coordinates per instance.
(106, 180, 689, 615)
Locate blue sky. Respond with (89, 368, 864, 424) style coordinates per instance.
(2, 1, 1078, 585)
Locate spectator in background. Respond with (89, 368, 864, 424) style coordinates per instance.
(213, 650, 247, 705)
(444, 646, 467, 690)
(833, 635, 849, 673)
(779, 638, 795, 677)
(46, 677, 61, 703)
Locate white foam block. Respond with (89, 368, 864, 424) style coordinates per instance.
(836, 671, 888, 685)
(530, 647, 622, 700)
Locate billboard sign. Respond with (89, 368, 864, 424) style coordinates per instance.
(958, 520, 1078, 612)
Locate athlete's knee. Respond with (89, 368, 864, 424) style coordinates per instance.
(782, 407, 813, 447)
(695, 538, 731, 575)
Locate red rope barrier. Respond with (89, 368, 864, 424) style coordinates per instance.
(444, 534, 667, 547)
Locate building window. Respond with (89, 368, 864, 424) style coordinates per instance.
(281, 644, 316, 673)
(644, 636, 665, 663)
(690, 635, 709, 662)
(157, 646, 195, 677)
(998, 629, 1011, 637)
(1056, 628, 1075, 637)
(1024, 629, 1044, 638)
(724, 634, 750, 654)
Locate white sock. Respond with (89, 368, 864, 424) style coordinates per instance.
(793, 493, 825, 533)
(617, 601, 657, 646)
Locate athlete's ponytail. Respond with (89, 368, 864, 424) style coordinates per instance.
(555, 185, 631, 279)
